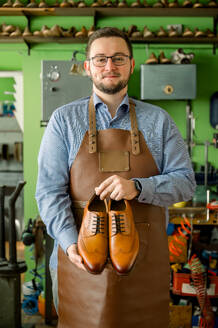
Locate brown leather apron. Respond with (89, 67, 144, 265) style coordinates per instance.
(58, 97, 170, 328)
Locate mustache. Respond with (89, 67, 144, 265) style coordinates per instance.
(102, 72, 121, 78)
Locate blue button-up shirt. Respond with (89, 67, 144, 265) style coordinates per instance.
(36, 93, 196, 269)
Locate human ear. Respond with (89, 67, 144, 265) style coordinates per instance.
(84, 60, 91, 76)
(130, 58, 135, 74)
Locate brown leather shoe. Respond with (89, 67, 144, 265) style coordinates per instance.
(108, 199, 139, 275)
(78, 194, 108, 274)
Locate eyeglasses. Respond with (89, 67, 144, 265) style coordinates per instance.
(88, 54, 132, 67)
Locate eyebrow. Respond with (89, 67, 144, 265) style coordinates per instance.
(92, 52, 128, 57)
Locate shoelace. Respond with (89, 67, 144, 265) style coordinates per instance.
(91, 215, 105, 234)
(111, 214, 125, 234)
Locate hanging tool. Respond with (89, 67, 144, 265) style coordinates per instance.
(168, 217, 192, 262)
(0, 181, 28, 328)
(189, 254, 215, 328)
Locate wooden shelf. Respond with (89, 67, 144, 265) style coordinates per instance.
(168, 207, 218, 225)
(24, 36, 88, 43)
(1, 35, 218, 45)
(0, 7, 218, 17)
(0, 7, 55, 16)
(0, 36, 24, 43)
(1, 6, 218, 54)
(130, 37, 218, 44)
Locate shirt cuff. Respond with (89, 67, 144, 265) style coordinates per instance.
(58, 226, 78, 254)
(134, 178, 155, 204)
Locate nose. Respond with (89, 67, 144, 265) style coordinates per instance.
(104, 57, 116, 70)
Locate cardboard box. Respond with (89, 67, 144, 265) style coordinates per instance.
(169, 304, 192, 328)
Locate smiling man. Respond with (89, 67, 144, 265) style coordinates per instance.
(36, 27, 196, 328)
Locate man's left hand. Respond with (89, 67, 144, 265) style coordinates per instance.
(95, 175, 139, 201)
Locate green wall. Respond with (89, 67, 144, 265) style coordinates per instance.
(0, 14, 217, 280)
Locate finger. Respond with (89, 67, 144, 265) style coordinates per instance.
(95, 175, 116, 195)
(114, 193, 122, 201)
(74, 254, 83, 263)
(69, 253, 83, 265)
(69, 255, 86, 271)
(110, 189, 120, 200)
(99, 185, 115, 200)
(76, 262, 87, 271)
(97, 181, 116, 199)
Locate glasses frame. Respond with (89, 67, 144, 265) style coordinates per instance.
(88, 54, 132, 67)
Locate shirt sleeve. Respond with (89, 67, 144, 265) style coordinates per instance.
(35, 110, 78, 254)
(136, 114, 196, 207)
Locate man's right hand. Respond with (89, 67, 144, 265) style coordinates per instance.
(66, 244, 86, 271)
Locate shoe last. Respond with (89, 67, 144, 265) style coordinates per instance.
(108, 199, 139, 275)
(78, 193, 108, 274)
(145, 52, 158, 64)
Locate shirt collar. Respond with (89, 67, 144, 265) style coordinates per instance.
(92, 92, 129, 112)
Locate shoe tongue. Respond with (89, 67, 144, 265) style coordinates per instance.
(85, 211, 105, 236)
(111, 211, 130, 235)
(92, 211, 105, 217)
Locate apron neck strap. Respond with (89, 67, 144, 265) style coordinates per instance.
(89, 95, 97, 153)
(88, 95, 140, 155)
(129, 99, 140, 155)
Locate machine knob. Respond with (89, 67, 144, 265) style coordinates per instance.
(164, 85, 174, 95)
(47, 70, 60, 82)
(50, 87, 58, 92)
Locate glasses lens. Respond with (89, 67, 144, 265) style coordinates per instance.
(92, 55, 129, 67)
(93, 56, 107, 67)
(112, 55, 127, 66)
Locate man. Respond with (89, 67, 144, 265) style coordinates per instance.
(36, 27, 196, 327)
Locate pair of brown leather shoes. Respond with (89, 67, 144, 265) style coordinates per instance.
(78, 194, 139, 275)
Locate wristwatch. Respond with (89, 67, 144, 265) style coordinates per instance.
(134, 179, 142, 197)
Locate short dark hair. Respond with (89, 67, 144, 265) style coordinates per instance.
(86, 27, 133, 59)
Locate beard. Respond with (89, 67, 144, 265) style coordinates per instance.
(89, 68, 132, 95)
